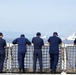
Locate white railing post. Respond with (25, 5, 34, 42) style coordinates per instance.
(7, 43, 12, 72)
(9, 43, 12, 72)
(7, 43, 11, 72)
(64, 44, 67, 71)
(61, 44, 64, 70)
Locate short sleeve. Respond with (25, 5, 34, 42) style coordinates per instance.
(74, 39, 76, 44)
(26, 38, 31, 45)
(12, 38, 18, 44)
(4, 40, 6, 46)
(42, 39, 44, 46)
(59, 38, 62, 44)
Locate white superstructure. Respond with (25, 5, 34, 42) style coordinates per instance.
(67, 32, 76, 40)
(62, 32, 76, 40)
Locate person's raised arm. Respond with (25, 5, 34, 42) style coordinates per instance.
(4, 40, 6, 46)
(47, 37, 50, 46)
(4, 40, 7, 48)
(41, 39, 44, 47)
(59, 38, 62, 46)
(12, 38, 18, 44)
(26, 38, 31, 45)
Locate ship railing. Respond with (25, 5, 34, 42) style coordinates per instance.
(3, 44, 76, 73)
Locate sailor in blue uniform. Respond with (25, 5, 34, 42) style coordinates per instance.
(0, 32, 6, 73)
(32, 32, 44, 73)
(12, 34, 31, 73)
(47, 32, 62, 73)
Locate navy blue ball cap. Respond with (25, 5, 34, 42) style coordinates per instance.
(20, 34, 25, 37)
(36, 32, 41, 36)
(53, 32, 58, 36)
(0, 32, 3, 36)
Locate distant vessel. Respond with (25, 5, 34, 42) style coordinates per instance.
(67, 32, 76, 40)
(62, 32, 76, 40)
(41, 35, 47, 39)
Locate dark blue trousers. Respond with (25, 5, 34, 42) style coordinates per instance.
(18, 52, 25, 69)
(0, 52, 5, 72)
(50, 54, 59, 71)
(33, 49, 42, 72)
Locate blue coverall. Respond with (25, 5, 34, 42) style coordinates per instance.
(12, 37, 31, 70)
(32, 37, 44, 72)
(48, 36, 62, 72)
(0, 38, 6, 72)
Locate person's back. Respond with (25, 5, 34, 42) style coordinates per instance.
(32, 32, 44, 73)
(32, 37, 44, 49)
(13, 35, 31, 53)
(12, 34, 31, 73)
(48, 36, 61, 54)
(48, 32, 62, 73)
(0, 32, 6, 72)
(0, 38, 6, 51)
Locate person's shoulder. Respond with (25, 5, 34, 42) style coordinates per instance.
(32, 37, 36, 39)
(2, 38, 6, 42)
(57, 36, 62, 40)
(74, 38, 76, 41)
(25, 38, 29, 40)
(14, 38, 20, 41)
(15, 37, 19, 39)
(20, 37, 28, 41)
(57, 36, 61, 39)
(49, 36, 53, 39)
(40, 37, 43, 40)
(47, 36, 52, 40)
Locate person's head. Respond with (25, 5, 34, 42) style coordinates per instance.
(53, 32, 58, 36)
(20, 34, 25, 38)
(0, 32, 3, 38)
(36, 32, 41, 37)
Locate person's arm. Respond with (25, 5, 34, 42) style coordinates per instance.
(12, 38, 18, 44)
(26, 38, 31, 45)
(47, 37, 50, 45)
(4, 40, 7, 48)
(4, 40, 6, 46)
(59, 38, 62, 45)
(31, 38, 34, 45)
(42, 39, 44, 46)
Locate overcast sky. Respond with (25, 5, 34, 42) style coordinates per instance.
(0, 0, 76, 36)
